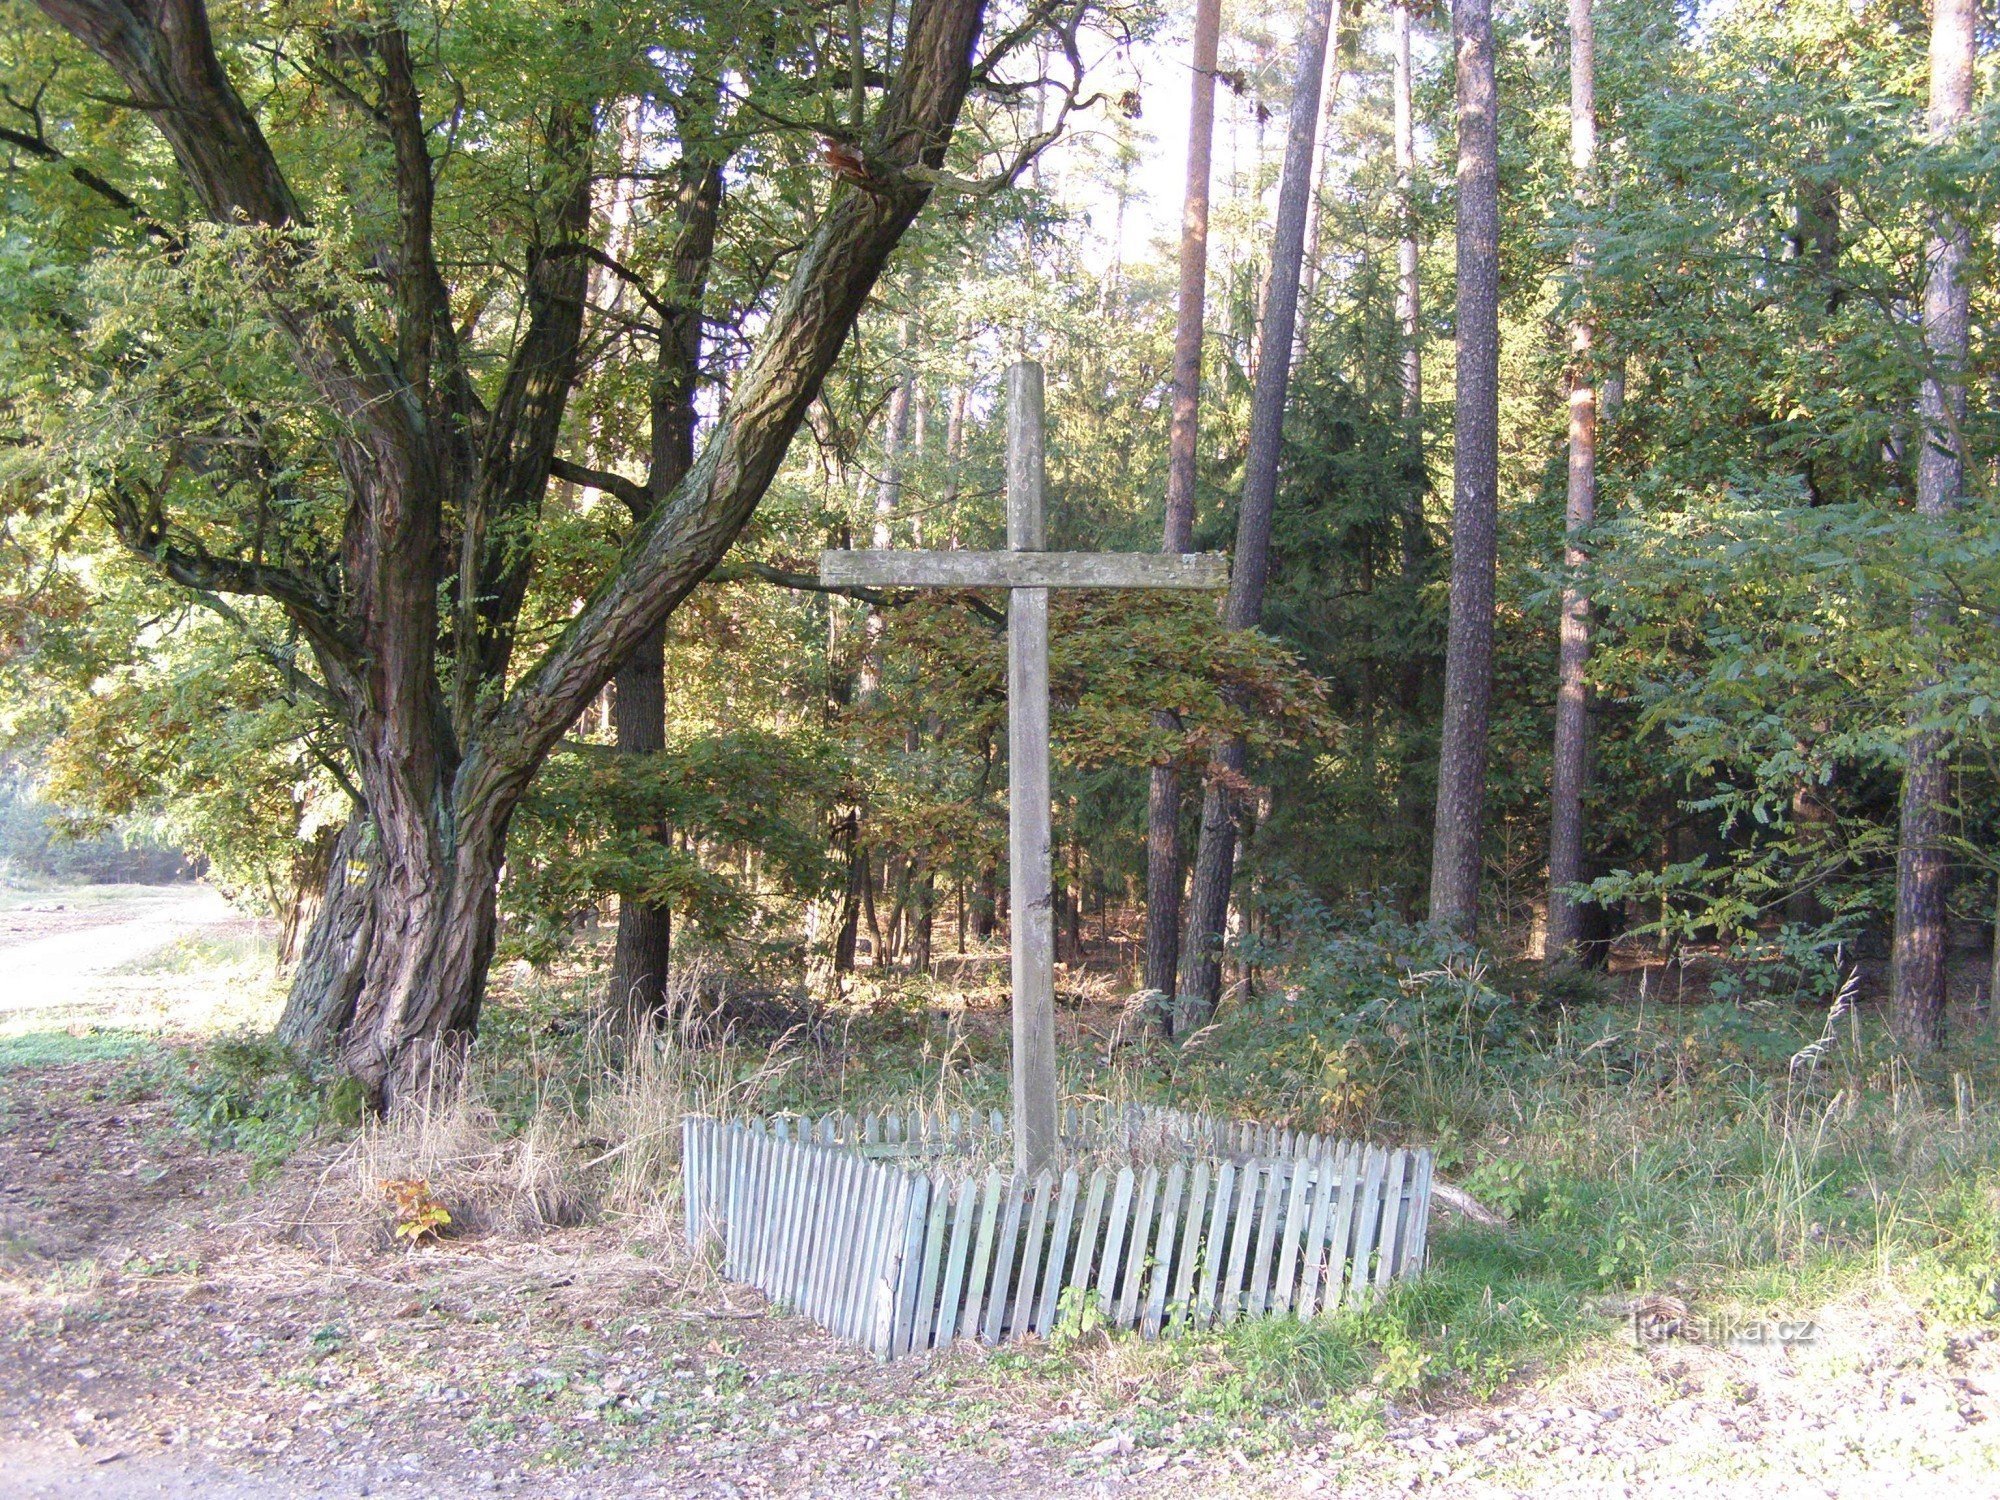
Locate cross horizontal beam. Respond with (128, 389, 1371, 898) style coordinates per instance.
(817, 549, 1228, 591)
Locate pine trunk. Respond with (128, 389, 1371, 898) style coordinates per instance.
(1545, 0, 1595, 964)
(1176, 0, 1336, 1030)
(608, 622, 673, 1021)
(1892, 0, 1974, 1051)
(1391, 0, 1431, 898)
(1144, 0, 1224, 1009)
(1293, 0, 1346, 371)
(607, 159, 721, 1023)
(1427, 0, 1501, 936)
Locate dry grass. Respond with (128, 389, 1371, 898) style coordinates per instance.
(317, 963, 802, 1259)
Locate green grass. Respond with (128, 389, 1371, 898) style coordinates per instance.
(0, 1026, 154, 1072)
(669, 941, 2000, 1443)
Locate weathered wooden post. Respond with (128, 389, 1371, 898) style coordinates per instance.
(820, 360, 1226, 1175)
(1004, 362, 1058, 1175)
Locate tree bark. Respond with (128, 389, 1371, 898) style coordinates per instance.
(608, 620, 673, 1017)
(608, 156, 724, 1025)
(1293, 0, 1346, 371)
(1391, 0, 1431, 893)
(36, 0, 995, 1107)
(1176, 0, 1337, 1031)
(1144, 0, 1224, 1010)
(275, 817, 377, 1054)
(1892, 0, 1975, 1051)
(1427, 0, 1501, 936)
(1394, 0, 1423, 492)
(973, 861, 998, 940)
(833, 811, 865, 973)
(1545, 0, 1595, 965)
(1989, 874, 2000, 1027)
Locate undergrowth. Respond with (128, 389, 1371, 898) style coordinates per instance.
(131, 917, 2000, 1446)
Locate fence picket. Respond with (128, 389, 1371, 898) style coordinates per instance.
(960, 1170, 1004, 1342)
(983, 1175, 1028, 1344)
(1400, 1150, 1433, 1280)
(1036, 1167, 1082, 1334)
(1271, 1153, 1315, 1315)
(1218, 1162, 1260, 1324)
(934, 1175, 978, 1346)
(1372, 1150, 1409, 1300)
(758, 1133, 783, 1288)
(1169, 1160, 1209, 1330)
(861, 1165, 901, 1343)
(1195, 1161, 1235, 1326)
(1345, 1148, 1388, 1310)
(910, 1172, 950, 1352)
(1294, 1151, 1340, 1320)
(1247, 1159, 1287, 1318)
(1144, 1163, 1184, 1337)
(681, 1118, 700, 1247)
(729, 1127, 750, 1280)
(741, 1125, 759, 1277)
(1095, 1167, 1137, 1319)
(1117, 1167, 1160, 1330)
(1067, 1167, 1110, 1325)
(1321, 1148, 1365, 1310)
(1011, 1171, 1055, 1338)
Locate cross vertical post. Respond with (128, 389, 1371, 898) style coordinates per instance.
(816, 364, 1225, 1183)
(1005, 361, 1058, 1177)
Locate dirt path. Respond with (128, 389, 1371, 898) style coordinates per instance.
(0, 885, 244, 1015)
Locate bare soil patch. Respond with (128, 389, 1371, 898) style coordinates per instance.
(0, 1055, 1183, 1498)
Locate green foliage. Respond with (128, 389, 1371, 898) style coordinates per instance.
(503, 729, 848, 964)
(1171, 897, 1534, 1131)
(169, 1034, 358, 1174)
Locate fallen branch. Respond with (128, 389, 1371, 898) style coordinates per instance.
(1431, 1178, 1507, 1227)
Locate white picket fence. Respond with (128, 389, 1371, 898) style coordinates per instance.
(682, 1105, 1432, 1359)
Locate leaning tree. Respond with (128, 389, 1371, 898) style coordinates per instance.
(2, 0, 1102, 1105)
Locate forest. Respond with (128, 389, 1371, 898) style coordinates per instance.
(0, 0, 1997, 1495)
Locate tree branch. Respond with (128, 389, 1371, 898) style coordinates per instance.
(544, 240, 672, 320)
(98, 483, 357, 673)
(0, 120, 174, 241)
(550, 455, 651, 516)
(478, 0, 991, 798)
(32, 0, 418, 452)
(450, 97, 597, 732)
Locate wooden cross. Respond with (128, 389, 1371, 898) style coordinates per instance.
(820, 361, 1227, 1174)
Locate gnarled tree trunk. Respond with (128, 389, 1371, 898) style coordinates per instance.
(35, 0, 994, 1107)
(276, 817, 378, 1054)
